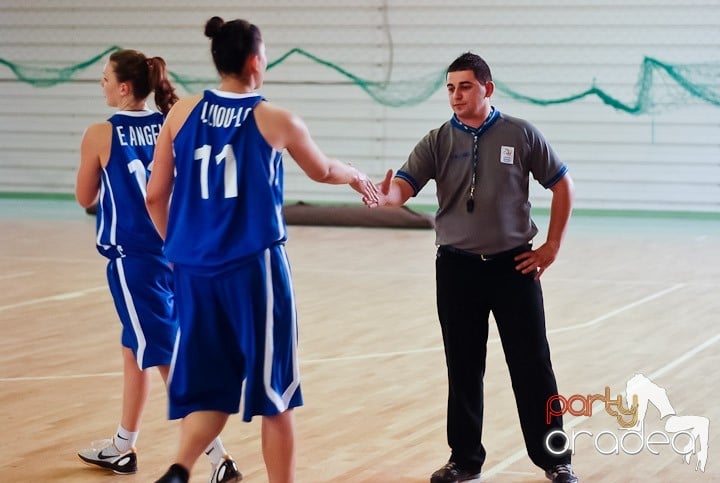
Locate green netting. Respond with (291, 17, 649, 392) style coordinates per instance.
(0, 46, 120, 87)
(495, 57, 720, 114)
(170, 47, 447, 108)
(1, 46, 719, 112)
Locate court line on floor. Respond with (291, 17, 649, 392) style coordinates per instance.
(0, 372, 122, 382)
(546, 283, 685, 335)
(0, 275, 688, 317)
(301, 283, 686, 364)
(293, 267, 702, 287)
(481, 330, 720, 479)
(0, 283, 688, 381)
(0, 270, 34, 280)
(0, 286, 106, 312)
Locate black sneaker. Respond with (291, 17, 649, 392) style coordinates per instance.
(430, 461, 481, 483)
(156, 463, 190, 483)
(545, 464, 578, 483)
(77, 438, 137, 474)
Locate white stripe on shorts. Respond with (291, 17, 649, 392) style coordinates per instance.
(167, 328, 181, 388)
(263, 246, 300, 412)
(116, 257, 147, 369)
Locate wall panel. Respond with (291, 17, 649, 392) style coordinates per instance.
(0, 0, 718, 213)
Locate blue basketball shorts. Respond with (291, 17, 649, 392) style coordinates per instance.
(168, 244, 303, 422)
(106, 253, 177, 370)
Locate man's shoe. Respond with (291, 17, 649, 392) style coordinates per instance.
(545, 464, 578, 483)
(78, 438, 137, 474)
(210, 455, 242, 482)
(430, 461, 481, 483)
(156, 464, 190, 483)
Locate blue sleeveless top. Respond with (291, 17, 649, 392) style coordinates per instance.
(164, 90, 285, 268)
(96, 110, 165, 258)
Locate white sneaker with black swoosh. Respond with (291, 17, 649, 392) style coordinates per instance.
(78, 438, 137, 474)
(209, 454, 242, 482)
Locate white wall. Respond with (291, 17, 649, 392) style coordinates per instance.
(1, 0, 719, 213)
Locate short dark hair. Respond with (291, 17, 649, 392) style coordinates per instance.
(447, 52, 492, 83)
(205, 16, 263, 76)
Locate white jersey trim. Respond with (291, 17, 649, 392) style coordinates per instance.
(210, 89, 261, 100)
(115, 106, 153, 117)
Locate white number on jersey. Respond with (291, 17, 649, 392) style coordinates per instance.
(127, 159, 148, 198)
(195, 144, 238, 199)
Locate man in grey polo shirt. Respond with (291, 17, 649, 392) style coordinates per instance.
(367, 52, 577, 483)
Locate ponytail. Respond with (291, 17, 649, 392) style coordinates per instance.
(147, 57, 179, 115)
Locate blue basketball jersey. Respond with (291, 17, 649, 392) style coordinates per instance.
(164, 90, 285, 267)
(96, 110, 165, 258)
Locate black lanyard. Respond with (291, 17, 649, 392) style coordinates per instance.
(467, 134, 479, 212)
(450, 109, 500, 213)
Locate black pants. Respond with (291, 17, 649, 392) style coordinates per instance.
(435, 245, 569, 472)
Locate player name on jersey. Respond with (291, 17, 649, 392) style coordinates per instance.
(200, 101, 252, 128)
(115, 124, 162, 147)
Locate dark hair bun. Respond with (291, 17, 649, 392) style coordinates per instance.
(205, 16, 224, 38)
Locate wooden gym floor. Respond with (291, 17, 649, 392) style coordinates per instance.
(0, 199, 718, 482)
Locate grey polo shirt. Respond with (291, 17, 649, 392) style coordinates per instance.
(396, 109, 567, 255)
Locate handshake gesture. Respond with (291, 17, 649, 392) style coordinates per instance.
(348, 168, 395, 208)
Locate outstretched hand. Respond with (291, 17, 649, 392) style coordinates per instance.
(349, 169, 380, 206)
(362, 169, 393, 207)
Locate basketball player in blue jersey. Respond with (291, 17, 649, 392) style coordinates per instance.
(75, 49, 241, 483)
(146, 17, 379, 483)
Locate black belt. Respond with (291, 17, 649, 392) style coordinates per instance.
(438, 243, 531, 261)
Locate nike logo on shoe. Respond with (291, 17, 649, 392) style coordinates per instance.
(97, 450, 117, 460)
